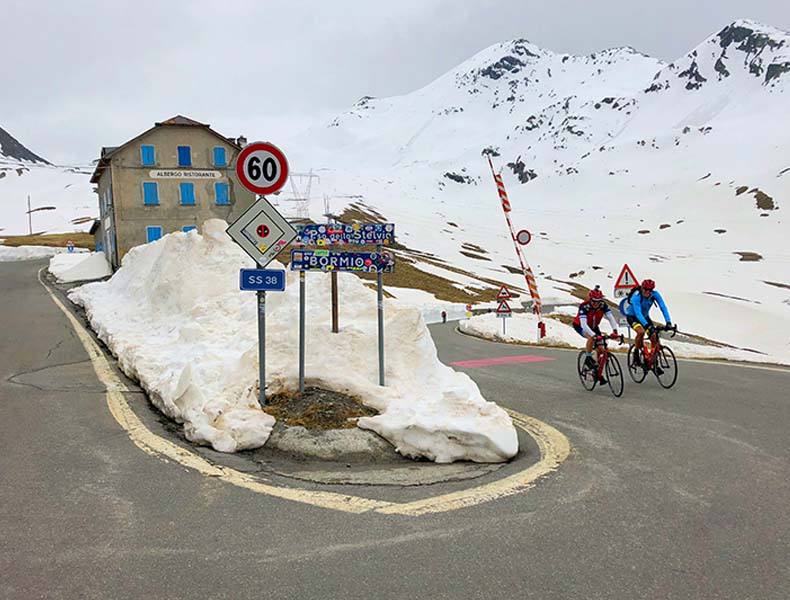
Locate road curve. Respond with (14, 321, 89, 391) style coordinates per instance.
(1, 259, 789, 599)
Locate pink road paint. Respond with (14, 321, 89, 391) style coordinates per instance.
(452, 355, 556, 369)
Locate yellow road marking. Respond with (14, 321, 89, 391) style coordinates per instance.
(39, 268, 570, 515)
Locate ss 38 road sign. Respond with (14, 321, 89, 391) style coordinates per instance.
(235, 141, 289, 195)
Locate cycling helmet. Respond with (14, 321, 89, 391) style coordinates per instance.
(588, 286, 604, 301)
(641, 279, 656, 291)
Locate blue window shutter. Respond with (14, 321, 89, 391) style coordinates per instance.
(180, 182, 195, 205)
(215, 182, 230, 205)
(146, 226, 162, 243)
(178, 146, 192, 167)
(183, 225, 197, 233)
(143, 182, 159, 205)
(213, 147, 226, 167)
(141, 145, 155, 166)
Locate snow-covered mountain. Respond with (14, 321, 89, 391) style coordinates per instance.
(286, 19, 790, 362)
(0, 126, 50, 165)
(0, 126, 94, 236)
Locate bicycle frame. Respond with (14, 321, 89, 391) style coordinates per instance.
(639, 325, 677, 368)
(593, 335, 624, 377)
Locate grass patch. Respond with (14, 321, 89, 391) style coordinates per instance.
(1, 232, 93, 248)
(263, 387, 377, 430)
(459, 250, 491, 261)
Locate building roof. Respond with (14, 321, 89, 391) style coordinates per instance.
(154, 115, 210, 127)
(90, 115, 240, 183)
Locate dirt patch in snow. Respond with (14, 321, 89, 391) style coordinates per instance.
(763, 280, 790, 290)
(734, 252, 763, 262)
(263, 387, 378, 430)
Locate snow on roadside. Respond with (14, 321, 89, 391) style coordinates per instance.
(69, 220, 518, 462)
(49, 252, 111, 282)
(0, 245, 84, 262)
(460, 312, 787, 365)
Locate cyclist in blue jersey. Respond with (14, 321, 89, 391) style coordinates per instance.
(621, 279, 673, 367)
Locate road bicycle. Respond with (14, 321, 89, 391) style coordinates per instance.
(627, 324, 678, 388)
(577, 333, 625, 397)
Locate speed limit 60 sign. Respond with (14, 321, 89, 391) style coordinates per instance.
(235, 142, 289, 195)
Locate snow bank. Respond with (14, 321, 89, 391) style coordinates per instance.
(0, 245, 82, 262)
(460, 312, 787, 365)
(49, 251, 111, 282)
(69, 221, 518, 462)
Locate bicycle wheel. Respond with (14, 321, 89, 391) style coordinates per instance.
(627, 345, 647, 384)
(606, 354, 624, 397)
(654, 346, 678, 389)
(577, 351, 596, 391)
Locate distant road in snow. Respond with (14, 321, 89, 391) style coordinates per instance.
(1, 259, 789, 599)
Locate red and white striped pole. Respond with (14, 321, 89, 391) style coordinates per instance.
(487, 157, 545, 338)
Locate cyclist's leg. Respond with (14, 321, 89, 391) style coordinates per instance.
(574, 323, 596, 367)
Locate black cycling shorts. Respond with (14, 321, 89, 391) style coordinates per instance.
(626, 315, 654, 331)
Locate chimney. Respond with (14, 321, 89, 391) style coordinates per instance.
(237, 135, 248, 147)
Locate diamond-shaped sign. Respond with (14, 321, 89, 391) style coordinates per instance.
(226, 196, 297, 267)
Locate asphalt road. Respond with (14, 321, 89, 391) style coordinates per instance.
(2, 259, 789, 599)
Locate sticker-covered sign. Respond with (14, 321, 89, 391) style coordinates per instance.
(226, 196, 297, 268)
(295, 223, 395, 246)
(290, 249, 395, 273)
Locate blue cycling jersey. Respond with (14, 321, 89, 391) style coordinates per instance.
(623, 289, 671, 327)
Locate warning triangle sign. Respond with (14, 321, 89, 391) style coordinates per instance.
(496, 300, 512, 313)
(496, 285, 512, 300)
(614, 264, 638, 289)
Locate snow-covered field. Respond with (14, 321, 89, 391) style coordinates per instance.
(0, 159, 94, 235)
(460, 311, 784, 365)
(69, 221, 518, 462)
(0, 245, 85, 262)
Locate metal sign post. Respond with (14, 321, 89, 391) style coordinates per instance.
(290, 226, 395, 388)
(257, 287, 266, 404)
(299, 271, 306, 395)
(377, 244, 385, 386)
(614, 263, 639, 345)
(227, 142, 295, 407)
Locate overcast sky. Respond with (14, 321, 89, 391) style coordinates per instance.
(2, 0, 789, 165)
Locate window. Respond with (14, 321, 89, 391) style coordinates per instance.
(177, 146, 192, 167)
(180, 182, 195, 205)
(141, 145, 155, 166)
(213, 147, 227, 167)
(215, 182, 230, 205)
(183, 225, 197, 233)
(146, 226, 162, 243)
(143, 182, 159, 205)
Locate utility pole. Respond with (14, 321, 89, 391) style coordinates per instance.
(28, 195, 32, 235)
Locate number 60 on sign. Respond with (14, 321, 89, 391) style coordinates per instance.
(234, 142, 290, 195)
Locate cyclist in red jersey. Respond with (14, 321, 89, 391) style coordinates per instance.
(573, 286, 621, 384)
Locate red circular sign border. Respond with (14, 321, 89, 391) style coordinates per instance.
(516, 229, 531, 245)
(235, 142, 290, 195)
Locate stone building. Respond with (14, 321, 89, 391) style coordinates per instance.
(90, 115, 253, 268)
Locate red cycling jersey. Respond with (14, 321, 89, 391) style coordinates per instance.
(573, 301, 612, 329)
